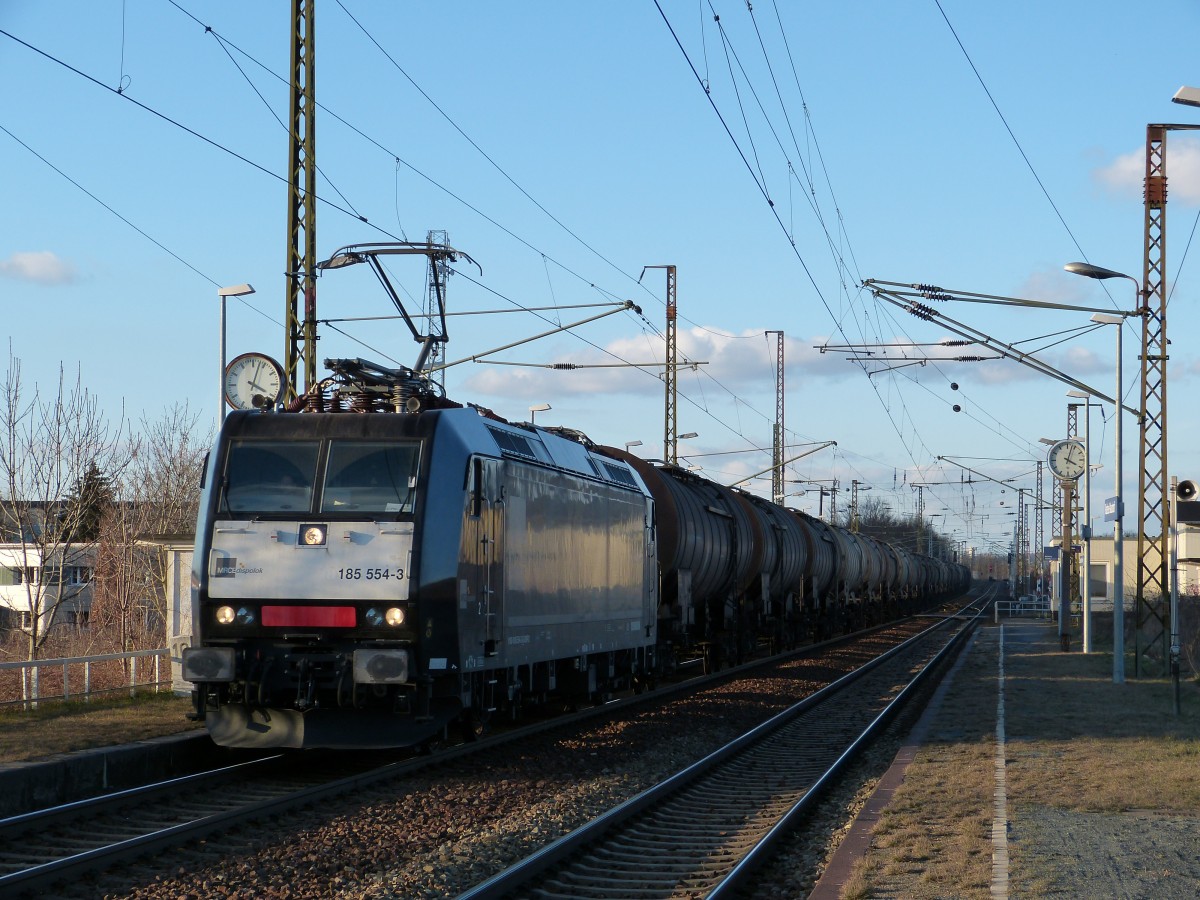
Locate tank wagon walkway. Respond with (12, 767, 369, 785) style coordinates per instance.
(811, 618, 1200, 899)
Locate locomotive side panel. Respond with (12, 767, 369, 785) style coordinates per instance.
(495, 461, 654, 667)
(453, 454, 655, 674)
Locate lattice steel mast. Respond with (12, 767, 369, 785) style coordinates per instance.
(1067, 405, 1082, 618)
(1132, 124, 1172, 674)
(424, 229, 451, 387)
(767, 330, 785, 505)
(284, 0, 317, 401)
(642, 266, 679, 464)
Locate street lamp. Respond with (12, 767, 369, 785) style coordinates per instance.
(217, 283, 255, 425)
(529, 403, 551, 424)
(1172, 85, 1200, 107)
(1065, 261, 1137, 684)
(625, 440, 643, 453)
(678, 432, 698, 440)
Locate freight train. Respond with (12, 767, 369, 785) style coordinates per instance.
(182, 360, 970, 750)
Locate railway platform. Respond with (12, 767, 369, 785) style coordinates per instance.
(810, 616, 1200, 899)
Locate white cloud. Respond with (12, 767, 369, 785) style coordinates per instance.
(461, 326, 853, 401)
(1093, 148, 1142, 201)
(1093, 135, 1200, 206)
(0, 251, 77, 285)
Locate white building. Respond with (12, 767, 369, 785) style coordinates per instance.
(1046, 532, 1200, 612)
(137, 534, 195, 693)
(0, 543, 95, 633)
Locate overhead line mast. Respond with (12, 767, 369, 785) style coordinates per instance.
(1131, 124, 1173, 674)
(284, 0, 317, 402)
(641, 265, 679, 464)
(768, 330, 785, 505)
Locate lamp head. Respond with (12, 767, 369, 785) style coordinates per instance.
(1064, 262, 1130, 281)
(1172, 85, 1200, 108)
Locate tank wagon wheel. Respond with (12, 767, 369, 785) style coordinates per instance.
(459, 706, 491, 742)
(419, 728, 446, 756)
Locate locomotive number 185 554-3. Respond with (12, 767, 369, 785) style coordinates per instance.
(337, 567, 406, 581)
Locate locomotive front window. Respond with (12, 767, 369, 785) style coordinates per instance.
(321, 441, 419, 514)
(221, 440, 321, 514)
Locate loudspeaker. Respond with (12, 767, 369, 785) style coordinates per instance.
(1177, 480, 1200, 525)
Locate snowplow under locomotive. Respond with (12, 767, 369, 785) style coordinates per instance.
(183, 382, 971, 750)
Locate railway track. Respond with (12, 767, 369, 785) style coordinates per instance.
(0, 750, 418, 898)
(459, 598, 986, 899)
(0, 602, 985, 898)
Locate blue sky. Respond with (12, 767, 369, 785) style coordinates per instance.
(2, 1, 1199, 554)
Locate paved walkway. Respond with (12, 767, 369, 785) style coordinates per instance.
(807, 617, 1198, 899)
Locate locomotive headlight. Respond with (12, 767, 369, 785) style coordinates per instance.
(365, 606, 406, 627)
(215, 605, 256, 626)
(299, 524, 327, 546)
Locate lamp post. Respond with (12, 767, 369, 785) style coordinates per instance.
(529, 403, 551, 424)
(1065, 262, 1138, 684)
(217, 284, 256, 426)
(928, 513, 945, 556)
(625, 440, 642, 454)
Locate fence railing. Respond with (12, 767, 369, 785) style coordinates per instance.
(0, 648, 170, 710)
(993, 598, 1052, 622)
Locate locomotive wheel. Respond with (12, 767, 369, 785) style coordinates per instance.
(418, 728, 445, 756)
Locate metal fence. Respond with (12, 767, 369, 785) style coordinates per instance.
(993, 598, 1052, 622)
(0, 648, 171, 710)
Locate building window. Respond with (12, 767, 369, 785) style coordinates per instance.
(18, 610, 32, 630)
(0, 567, 37, 586)
(66, 610, 91, 630)
(65, 566, 92, 585)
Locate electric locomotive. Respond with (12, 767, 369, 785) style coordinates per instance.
(183, 392, 658, 749)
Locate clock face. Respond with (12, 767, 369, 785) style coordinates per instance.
(224, 353, 285, 411)
(1047, 439, 1086, 481)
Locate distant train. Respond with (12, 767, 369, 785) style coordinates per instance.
(182, 362, 970, 749)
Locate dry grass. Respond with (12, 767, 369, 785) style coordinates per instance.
(849, 621, 1200, 899)
(0, 692, 200, 763)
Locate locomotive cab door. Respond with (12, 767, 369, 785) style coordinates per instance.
(460, 456, 504, 670)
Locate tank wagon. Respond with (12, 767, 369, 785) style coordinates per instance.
(183, 372, 969, 750)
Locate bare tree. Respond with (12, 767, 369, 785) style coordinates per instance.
(89, 489, 144, 655)
(0, 352, 131, 660)
(88, 403, 210, 650)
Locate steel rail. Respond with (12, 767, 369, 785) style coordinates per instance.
(458, 595, 988, 900)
